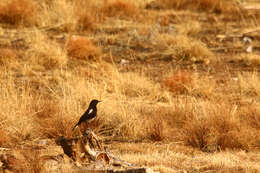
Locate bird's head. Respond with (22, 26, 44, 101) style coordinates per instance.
(89, 99, 101, 106)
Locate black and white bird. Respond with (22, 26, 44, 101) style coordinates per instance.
(72, 99, 101, 131)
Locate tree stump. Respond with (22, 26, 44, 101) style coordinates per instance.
(55, 129, 146, 173)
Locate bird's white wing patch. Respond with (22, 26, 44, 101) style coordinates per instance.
(88, 109, 93, 114)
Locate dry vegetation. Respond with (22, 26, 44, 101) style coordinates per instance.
(0, 0, 260, 172)
(155, 0, 241, 13)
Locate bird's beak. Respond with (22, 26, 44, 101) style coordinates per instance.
(98, 100, 102, 102)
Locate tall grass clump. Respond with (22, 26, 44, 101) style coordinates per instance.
(0, 48, 18, 67)
(66, 36, 101, 61)
(180, 102, 259, 152)
(158, 34, 212, 63)
(156, 0, 240, 14)
(74, 0, 102, 31)
(25, 32, 67, 71)
(0, 74, 38, 145)
(163, 70, 193, 94)
(102, 0, 138, 18)
(0, 0, 36, 26)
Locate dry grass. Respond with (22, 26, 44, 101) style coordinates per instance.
(240, 105, 260, 131)
(238, 72, 260, 97)
(26, 32, 67, 70)
(34, 0, 78, 31)
(73, 0, 103, 31)
(159, 34, 213, 63)
(66, 36, 101, 61)
(102, 0, 138, 18)
(33, 99, 74, 138)
(177, 21, 202, 37)
(155, 0, 240, 13)
(0, 48, 18, 66)
(181, 104, 248, 151)
(77, 11, 96, 31)
(163, 70, 193, 94)
(111, 142, 260, 173)
(0, 76, 37, 145)
(0, 128, 12, 147)
(238, 53, 260, 66)
(0, 0, 260, 172)
(0, 0, 36, 26)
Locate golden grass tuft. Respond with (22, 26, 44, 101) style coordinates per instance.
(73, 0, 101, 31)
(35, 1, 78, 31)
(191, 73, 217, 98)
(156, 0, 240, 14)
(26, 32, 67, 71)
(239, 105, 260, 131)
(0, 0, 36, 26)
(102, 0, 138, 18)
(21, 149, 43, 172)
(238, 53, 260, 66)
(66, 36, 101, 61)
(0, 48, 17, 66)
(177, 21, 202, 37)
(238, 72, 260, 97)
(163, 70, 193, 94)
(77, 11, 96, 31)
(159, 34, 212, 63)
(147, 114, 167, 141)
(0, 151, 26, 172)
(0, 76, 38, 145)
(34, 99, 74, 138)
(0, 149, 43, 172)
(35, 112, 74, 138)
(117, 72, 161, 98)
(180, 103, 256, 152)
(0, 128, 12, 147)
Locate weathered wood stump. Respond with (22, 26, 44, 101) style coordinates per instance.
(0, 129, 154, 172)
(55, 129, 146, 173)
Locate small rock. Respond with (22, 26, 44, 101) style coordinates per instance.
(232, 77, 238, 81)
(246, 45, 253, 53)
(243, 36, 253, 44)
(120, 59, 130, 65)
(147, 168, 160, 173)
(38, 139, 48, 145)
